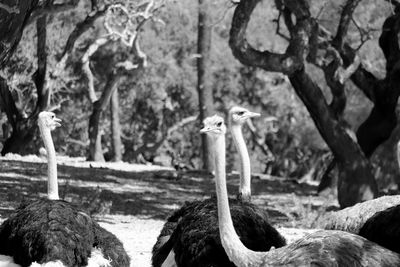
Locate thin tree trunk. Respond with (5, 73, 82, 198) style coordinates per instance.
(110, 88, 122, 162)
(88, 73, 123, 161)
(197, 0, 214, 172)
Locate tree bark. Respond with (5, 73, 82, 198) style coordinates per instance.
(230, 0, 380, 207)
(288, 70, 377, 207)
(197, 0, 214, 172)
(1, 14, 49, 155)
(0, 0, 39, 68)
(88, 73, 123, 161)
(319, 7, 400, 191)
(110, 88, 122, 162)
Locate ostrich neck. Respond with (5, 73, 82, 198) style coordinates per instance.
(213, 134, 263, 267)
(230, 124, 251, 200)
(39, 124, 59, 200)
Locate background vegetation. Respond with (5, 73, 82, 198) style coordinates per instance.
(1, 0, 399, 193)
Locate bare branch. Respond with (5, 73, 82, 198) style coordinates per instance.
(60, 6, 109, 59)
(229, 0, 302, 75)
(134, 37, 148, 67)
(315, 2, 328, 19)
(48, 98, 69, 112)
(333, 0, 362, 49)
(334, 53, 361, 84)
(91, 0, 99, 11)
(351, 17, 377, 51)
(166, 116, 197, 137)
(272, 10, 290, 41)
(28, 2, 79, 24)
(0, 3, 20, 14)
(115, 60, 139, 70)
(104, 1, 165, 47)
(82, 36, 111, 103)
(66, 138, 89, 147)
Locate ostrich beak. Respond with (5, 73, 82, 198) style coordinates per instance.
(246, 112, 261, 118)
(200, 127, 211, 133)
(54, 117, 62, 127)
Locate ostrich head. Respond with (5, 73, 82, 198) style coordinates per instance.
(200, 115, 226, 137)
(228, 106, 260, 126)
(38, 111, 62, 131)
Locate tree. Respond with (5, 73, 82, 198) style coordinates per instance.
(0, 0, 39, 68)
(83, 1, 163, 161)
(0, 13, 49, 155)
(229, 0, 400, 208)
(197, 0, 214, 171)
(0, 0, 83, 155)
(110, 89, 122, 162)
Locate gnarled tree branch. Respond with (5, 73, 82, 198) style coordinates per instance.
(229, 0, 302, 75)
(333, 0, 362, 49)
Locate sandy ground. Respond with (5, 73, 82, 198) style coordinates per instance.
(0, 155, 332, 267)
(96, 215, 318, 267)
(0, 214, 317, 267)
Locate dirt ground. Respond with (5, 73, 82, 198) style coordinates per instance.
(0, 156, 337, 266)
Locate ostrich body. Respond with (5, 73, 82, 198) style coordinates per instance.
(203, 115, 400, 267)
(0, 112, 130, 267)
(152, 107, 285, 267)
(319, 142, 400, 253)
(322, 195, 400, 254)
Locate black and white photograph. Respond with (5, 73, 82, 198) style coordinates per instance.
(1, 0, 400, 266)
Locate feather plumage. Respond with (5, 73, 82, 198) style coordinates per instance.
(0, 199, 129, 267)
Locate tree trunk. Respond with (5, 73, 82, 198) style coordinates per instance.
(0, 0, 39, 68)
(229, 0, 384, 207)
(289, 70, 378, 207)
(319, 8, 400, 192)
(88, 73, 123, 161)
(110, 88, 122, 162)
(0, 77, 37, 155)
(197, 0, 214, 172)
(1, 14, 49, 155)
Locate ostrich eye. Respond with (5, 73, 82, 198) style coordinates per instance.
(216, 122, 222, 127)
(237, 111, 244, 116)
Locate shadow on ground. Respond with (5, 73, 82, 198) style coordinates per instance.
(0, 160, 331, 225)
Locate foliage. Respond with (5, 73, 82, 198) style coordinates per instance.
(0, 0, 399, 189)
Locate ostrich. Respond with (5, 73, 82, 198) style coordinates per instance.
(228, 106, 261, 201)
(320, 195, 400, 254)
(0, 111, 130, 267)
(202, 114, 400, 267)
(152, 107, 285, 267)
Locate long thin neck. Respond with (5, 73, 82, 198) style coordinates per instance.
(230, 124, 251, 201)
(213, 134, 262, 267)
(39, 124, 59, 200)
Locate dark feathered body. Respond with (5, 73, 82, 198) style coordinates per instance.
(322, 195, 400, 234)
(0, 199, 130, 267)
(358, 204, 400, 254)
(92, 222, 131, 266)
(255, 230, 400, 267)
(321, 195, 400, 255)
(151, 199, 200, 267)
(152, 197, 286, 267)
